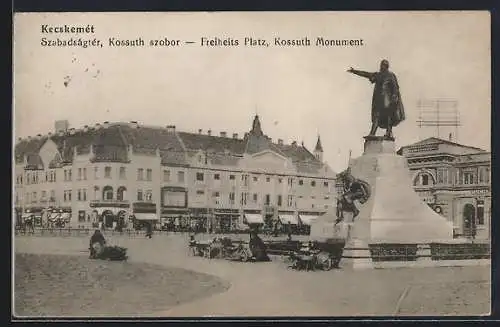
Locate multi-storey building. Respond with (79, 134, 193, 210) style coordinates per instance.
(14, 115, 337, 231)
(397, 137, 491, 239)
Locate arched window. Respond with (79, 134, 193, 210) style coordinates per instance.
(117, 186, 127, 201)
(102, 186, 113, 201)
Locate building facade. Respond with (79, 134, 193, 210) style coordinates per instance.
(14, 116, 337, 231)
(397, 137, 491, 239)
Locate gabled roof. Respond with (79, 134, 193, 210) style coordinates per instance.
(399, 137, 486, 153)
(15, 116, 324, 168)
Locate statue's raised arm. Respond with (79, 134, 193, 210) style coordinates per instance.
(347, 67, 375, 80)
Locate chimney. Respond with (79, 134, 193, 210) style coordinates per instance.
(54, 120, 69, 133)
(69, 128, 76, 135)
(278, 139, 284, 145)
(220, 131, 227, 138)
(103, 121, 109, 129)
(198, 129, 202, 134)
(130, 121, 138, 129)
(207, 129, 212, 136)
(83, 125, 89, 132)
(232, 133, 238, 139)
(166, 125, 176, 133)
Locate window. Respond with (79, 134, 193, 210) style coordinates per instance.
(178, 171, 185, 183)
(83, 168, 87, 180)
(241, 192, 248, 205)
(137, 168, 144, 181)
(94, 167, 99, 179)
(288, 195, 294, 207)
(78, 168, 82, 180)
(278, 178, 282, 184)
(463, 172, 474, 185)
(146, 169, 152, 181)
(45, 172, 48, 182)
(68, 190, 72, 201)
(68, 170, 72, 181)
(145, 190, 153, 201)
(324, 181, 329, 187)
(299, 179, 304, 186)
(253, 193, 258, 202)
(137, 190, 143, 201)
(196, 172, 204, 181)
(213, 192, 220, 204)
(41, 190, 47, 200)
(78, 210, 86, 223)
(311, 180, 316, 187)
(229, 192, 235, 204)
(242, 174, 249, 186)
(324, 196, 330, 200)
(77, 189, 82, 201)
(64, 170, 67, 181)
(265, 194, 271, 205)
(253, 176, 258, 182)
(32, 192, 37, 202)
(104, 166, 112, 178)
(288, 178, 294, 187)
(83, 189, 87, 201)
(214, 173, 220, 180)
(63, 191, 67, 202)
(477, 201, 485, 225)
(311, 196, 316, 199)
(266, 176, 271, 182)
(197, 190, 205, 195)
(479, 167, 490, 184)
(119, 167, 126, 180)
(437, 168, 450, 184)
(50, 190, 55, 201)
(163, 170, 171, 182)
(277, 195, 282, 206)
(422, 174, 429, 186)
(229, 174, 235, 180)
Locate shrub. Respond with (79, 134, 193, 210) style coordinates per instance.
(430, 243, 490, 260)
(369, 244, 418, 262)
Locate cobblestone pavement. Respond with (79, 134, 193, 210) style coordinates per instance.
(14, 235, 491, 317)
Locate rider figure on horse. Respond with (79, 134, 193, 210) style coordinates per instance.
(336, 168, 371, 225)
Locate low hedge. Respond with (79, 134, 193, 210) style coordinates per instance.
(430, 243, 490, 260)
(369, 244, 418, 262)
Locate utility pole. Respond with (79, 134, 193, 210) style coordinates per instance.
(417, 99, 460, 142)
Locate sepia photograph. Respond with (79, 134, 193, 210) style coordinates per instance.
(12, 11, 491, 318)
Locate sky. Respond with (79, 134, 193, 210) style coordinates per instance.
(13, 11, 491, 173)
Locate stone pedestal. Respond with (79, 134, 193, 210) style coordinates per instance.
(340, 238, 374, 270)
(347, 136, 453, 244)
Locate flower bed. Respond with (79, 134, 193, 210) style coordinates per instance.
(369, 244, 418, 262)
(430, 243, 490, 260)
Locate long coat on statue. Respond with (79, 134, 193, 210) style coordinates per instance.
(352, 69, 406, 129)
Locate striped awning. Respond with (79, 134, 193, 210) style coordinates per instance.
(244, 214, 264, 224)
(299, 215, 319, 225)
(279, 214, 299, 225)
(134, 213, 158, 221)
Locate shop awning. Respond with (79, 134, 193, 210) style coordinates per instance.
(134, 213, 158, 221)
(244, 214, 264, 224)
(279, 214, 298, 225)
(299, 215, 319, 225)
